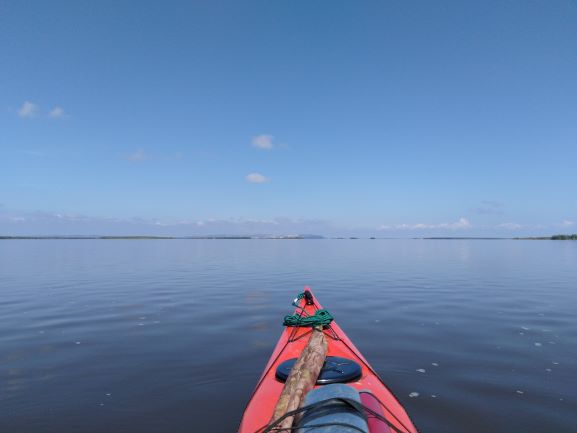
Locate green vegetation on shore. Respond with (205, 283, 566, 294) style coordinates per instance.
(513, 234, 577, 240)
(551, 234, 577, 240)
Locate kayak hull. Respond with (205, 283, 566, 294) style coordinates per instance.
(238, 287, 418, 433)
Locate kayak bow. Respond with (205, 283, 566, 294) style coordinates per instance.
(238, 287, 419, 433)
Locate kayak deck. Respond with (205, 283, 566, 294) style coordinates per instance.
(238, 287, 419, 433)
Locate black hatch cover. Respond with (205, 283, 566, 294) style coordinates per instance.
(275, 356, 362, 385)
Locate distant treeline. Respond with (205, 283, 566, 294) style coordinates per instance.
(515, 234, 577, 240)
(551, 234, 577, 240)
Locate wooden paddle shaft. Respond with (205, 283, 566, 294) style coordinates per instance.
(271, 326, 328, 430)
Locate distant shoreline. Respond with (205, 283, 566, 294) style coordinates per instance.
(1, 235, 576, 240)
(0, 235, 323, 240)
(419, 235, 577, 240)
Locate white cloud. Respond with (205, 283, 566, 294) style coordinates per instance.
(379, 218, 471, 230)
(450, 218, 472, 229)
(125, 149, 148, 161)
(48, 106, 65, 118)
(18, 101, 38, 118)
(252, 134, 275, 150)
(561, 220, 574, 227)
(246, 172, 270, 183)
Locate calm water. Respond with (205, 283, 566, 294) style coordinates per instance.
(0, 239, 576, 433)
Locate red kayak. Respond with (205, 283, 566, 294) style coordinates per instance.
(238, 287, 419, 433)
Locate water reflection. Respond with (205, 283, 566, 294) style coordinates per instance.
(0, 239, 575, 433)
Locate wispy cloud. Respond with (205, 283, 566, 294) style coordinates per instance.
(165, 152, 184, 161)
(246, 172, 270, 183)
(18, 101, 38, 118)
(447, 218, 471, 229)
(125, 149, 149, 162)
(48, 106, 66, 119)
(472, 200, 504, 215)
(16, 102, 68, 119)
(497, 222, 523, 230)
(23, 150, 45, 157)
(122, 150, 183, 162)
(560, 220, 574, 227)
(1, 206, 573, 238)
(379, 218, 472, 230)
(0, 208, 332, 236)
(252, 134, 275, 150)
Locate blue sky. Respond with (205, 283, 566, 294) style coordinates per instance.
(1, 0, 576, 236)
